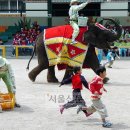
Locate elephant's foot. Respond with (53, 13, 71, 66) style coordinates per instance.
(28, 73, 36, 82)
(47, 77, 59, 83)
(103, 77, 109, 84)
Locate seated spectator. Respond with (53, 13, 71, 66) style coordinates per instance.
(21, 37, 27, 46)
(125, 30, 130, 42)
(13, 36, 20, 46)
(37, 30, 41, 36)
(28, 35, 35, 46)
(24, 27, 29, 37)
(12, 21, 41, 56)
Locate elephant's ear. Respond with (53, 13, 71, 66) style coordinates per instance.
(83, 45, 100, 73)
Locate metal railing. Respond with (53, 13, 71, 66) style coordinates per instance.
(0, 45, 34, 58)
(1, 45, 130, 58)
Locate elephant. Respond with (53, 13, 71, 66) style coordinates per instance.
(27, 18, 122, 83)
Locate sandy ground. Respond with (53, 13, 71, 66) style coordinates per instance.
(0, 59, 130, 130)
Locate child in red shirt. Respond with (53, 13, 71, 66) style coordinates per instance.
(59, 66, 89, 116)
(77, 66, 112, 128)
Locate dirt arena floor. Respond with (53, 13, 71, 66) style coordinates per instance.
(0, 59, 130, 130)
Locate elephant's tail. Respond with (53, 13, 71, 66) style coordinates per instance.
(26, 43, 36, 70)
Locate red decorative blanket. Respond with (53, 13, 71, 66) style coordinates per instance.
(44, 25, 88, 69)
(43, 23, 107, 70)
(44, 25, 88, 44)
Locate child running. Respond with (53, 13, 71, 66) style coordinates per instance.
(59, 66, 90, 116)
(104, 46, 120, 68)
(77, 66, 112, 128)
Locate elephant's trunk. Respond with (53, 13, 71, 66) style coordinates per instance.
(101, 18, 122, 42)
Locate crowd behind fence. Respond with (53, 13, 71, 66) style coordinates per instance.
(0, 21, 46, 58)
(1, 20, 130, 58)
(1, 44, 130, 59)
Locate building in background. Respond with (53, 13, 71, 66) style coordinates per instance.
(0, 0, 130, 26)
(0, 0, 129, 17)
(0, 0, 25, 16)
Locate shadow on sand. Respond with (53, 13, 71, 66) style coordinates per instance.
(13, 105, 34, 113)
(33, 82, 60, 85)
(67, 118, 130, 129)
(108, 82, 130, 87)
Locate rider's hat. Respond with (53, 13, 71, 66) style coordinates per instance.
(70, 0, 78, 6)
(0, 56, 6, 67)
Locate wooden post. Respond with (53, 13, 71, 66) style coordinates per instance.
(2, 46, 6, 58)
(15, 46, 19, 59)
(0, 46, 6, 58)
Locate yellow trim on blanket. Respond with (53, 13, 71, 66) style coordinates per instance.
(45, 37, 86, 49)
(45, 37, 88, 67)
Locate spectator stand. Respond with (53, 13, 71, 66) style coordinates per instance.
(0, 26, 17, 43)
(114, 40, 130, 57)
(1, 20, 47, 58)
(12, 21, 43, 57)
(115, 27, 130, 57)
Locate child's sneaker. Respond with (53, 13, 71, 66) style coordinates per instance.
(60, 105, 64, 114)
(85, 112, 92, 117)
(102, 121, 112, 128)
(77, 106, 92, 117)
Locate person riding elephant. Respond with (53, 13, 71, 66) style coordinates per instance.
(0, 56, 20, 108)
(69, 0, 91, 44)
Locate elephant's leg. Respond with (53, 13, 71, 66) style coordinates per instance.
(62, 66, 73, 81)
(47, 66, 59, 83)
(83, 45, 100, 73)
(28, 32, 49, 82)
(28, 64, 48, 82)
(83, 45, 109, 83)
